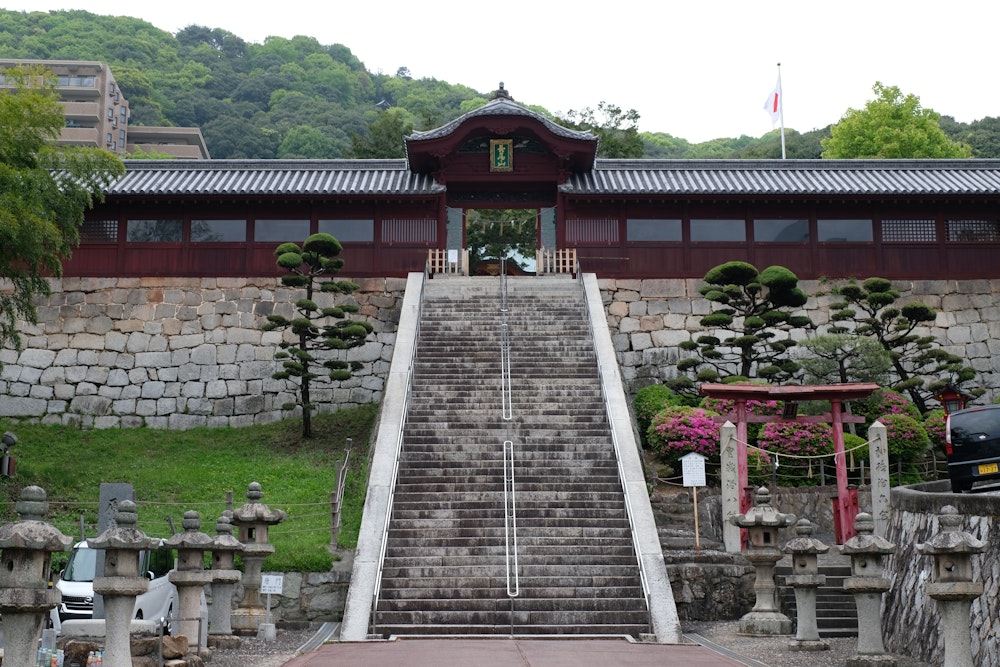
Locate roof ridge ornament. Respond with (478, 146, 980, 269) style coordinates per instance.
(491, 82, 512, 100)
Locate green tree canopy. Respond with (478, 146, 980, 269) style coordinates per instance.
(465, 209, 537, 272)
(821, 82, 972, 159)
(0, 65, 124, 359)
(560, 102, 644, 158)
(348, 107, 414, 159)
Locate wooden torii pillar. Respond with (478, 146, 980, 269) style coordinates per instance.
(700, 383, 879, 547)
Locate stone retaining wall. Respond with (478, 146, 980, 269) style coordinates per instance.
(0, 277, 407, 428)
(2, 276, 998, 426)
(883, 481, 1000, 666)
(599, 277, 1000, 404)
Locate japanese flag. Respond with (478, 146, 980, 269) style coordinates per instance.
(763, 78, 781, 125)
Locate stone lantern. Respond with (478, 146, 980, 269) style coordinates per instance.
(840, 512, 896, 667)
(208, 512, 244, 646)
(0, 486, 73, 667)
(782, 518, 830, 651)
(729, 486, 795, 635)
(89, 499, 160, 667)
(230, 482, 287, 635)
(917, 505, 986, 667)
(164, 510, 214, 650)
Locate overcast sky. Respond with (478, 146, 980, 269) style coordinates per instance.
(6, 0, 999, 143)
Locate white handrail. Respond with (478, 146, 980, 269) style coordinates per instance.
(503, 439, 519, 598)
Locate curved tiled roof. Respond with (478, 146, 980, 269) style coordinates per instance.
(107, 158, 1000, 199)
(562, 159, 1000, 196)
(110, 159, 445, 196)
(406, 97, 597, 143)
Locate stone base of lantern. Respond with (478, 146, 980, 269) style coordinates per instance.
(230, 607, 269, 635)
(789, 638, 829, 651)
(207, 634, 241, 649)
(738, 611, 793, 635)
(846, 655, 898, 667)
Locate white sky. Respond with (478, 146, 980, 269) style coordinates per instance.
(5, 0, 1000, 143)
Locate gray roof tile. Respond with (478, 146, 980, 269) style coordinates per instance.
(112, 159, 444, 196)
(109, 158, 1000, 199)
(563, 159, 1000, 196)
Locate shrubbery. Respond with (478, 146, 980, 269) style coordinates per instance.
(633, 384, 686, 446)
(646, 406, 721, 469)
(755, 421, 834, 486)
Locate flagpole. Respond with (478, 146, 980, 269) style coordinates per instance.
(777, 63, 786, 160)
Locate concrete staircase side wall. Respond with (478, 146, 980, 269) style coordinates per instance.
(583, 274, 681, 643)
(341, 272, 425, 641)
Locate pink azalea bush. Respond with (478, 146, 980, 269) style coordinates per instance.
(755, 421, 834, 487)
(853, 389, 920, 428)
(922, 410, 946, 453)
(878, 413, 930, 461)
(647, 406, 721, 468)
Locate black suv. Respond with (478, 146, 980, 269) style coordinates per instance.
(945, 404, 1000, 492)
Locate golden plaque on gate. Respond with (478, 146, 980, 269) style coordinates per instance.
(490, 139, 513, 172)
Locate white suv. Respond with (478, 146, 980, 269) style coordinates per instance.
(51, 540, 177, 633)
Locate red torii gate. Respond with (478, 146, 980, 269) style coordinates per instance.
(700, 383, 879, 543)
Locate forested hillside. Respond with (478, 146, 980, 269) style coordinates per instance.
(2, 8, 998, 159)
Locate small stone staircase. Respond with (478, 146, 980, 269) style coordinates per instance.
(776, 562, 858, 638)
(372, 276, 649, 637)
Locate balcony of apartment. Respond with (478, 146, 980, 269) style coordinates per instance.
(60, 127, 100, 146)
(62, 101, 101, 122)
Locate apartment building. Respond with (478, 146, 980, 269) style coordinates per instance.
(0, 58, 130, 156)
(0, 58, 210, 159)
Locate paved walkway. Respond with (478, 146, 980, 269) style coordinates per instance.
(281, 637, 762, 667)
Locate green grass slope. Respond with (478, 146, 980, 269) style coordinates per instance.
(0, 404, 377, 572)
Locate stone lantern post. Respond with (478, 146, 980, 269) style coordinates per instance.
(840, 512, 896, 667)
(782, 518, 830, 651)
(164, 510, 213, 649)
(0, 486, 73, 667)
(917, 505, 986, 667)
(230, 482, 287, 635)
(89, 499, 160, 667)
(208, 512, 244, 646)
(729, 486, 795, 635)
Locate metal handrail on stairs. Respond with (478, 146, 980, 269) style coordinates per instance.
(503, 439, 520, 599)
(499, 264, 520, 626)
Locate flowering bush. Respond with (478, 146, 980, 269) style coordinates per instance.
(923, 409, 946, 453)
(646, 406, 721, 468)
(853, 389, 921, 428)
(755, 421, 834, 487)
(701, 397, 784, 417)
(878, 413, 930, 462)
(702, 395, 783, 445)
(634, 385, 686, 446)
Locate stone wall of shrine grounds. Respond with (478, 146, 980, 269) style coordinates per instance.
(1, 276, 999, 426)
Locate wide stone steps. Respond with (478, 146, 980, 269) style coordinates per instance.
(375, 277, 647, 638)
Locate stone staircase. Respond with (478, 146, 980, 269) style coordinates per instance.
(371, 276, 650, 637)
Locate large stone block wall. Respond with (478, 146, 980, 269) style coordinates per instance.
(0, 276, 407, 428)
(883, 482, 1000, 666)
(2, 276, 999, 427)
(599, 277, 1000, 404)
